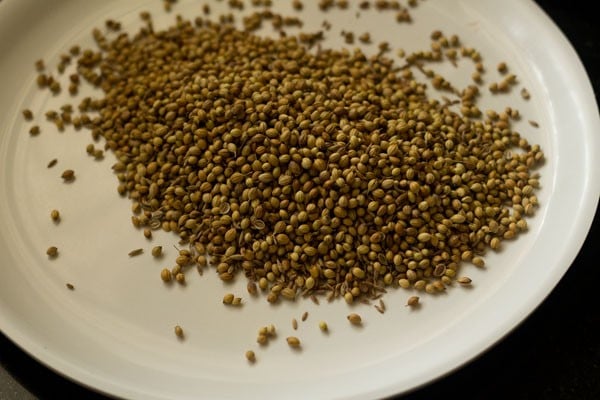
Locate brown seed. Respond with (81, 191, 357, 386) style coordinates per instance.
(46, 246, 58, 258)
(160, 268, 172, 282)
(407, 296, 420, 307)
(223, 293, 235, 304)
(457, 276, 472, 285)
(66, 283, 75, 290)
(245, 350, 256, 363)
(347, 313, 362, 325)
(50, 209, 60, 222)
(61, 169, 75, 182)
(292, 318, 298, 330)
(47, 159, 58, 168)
(174, 325, 184, 338)
(29, 125, 40, 136)
(151, 246, 163, 257)
(286, 336, 301, 348)
(301, 311, 308, 321)
(128, 248, 143, 257)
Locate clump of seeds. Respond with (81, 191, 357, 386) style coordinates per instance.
(31, 2, 543, 319)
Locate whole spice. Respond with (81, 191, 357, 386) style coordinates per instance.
(174, 325, 184, 338)
(61, 169, 75, 182)
(50, 209, 60, 222)
(151, 246, 163, 258)
(128, 248, 143, 257)
(46, 246, 58, 258)
(286, 336, 301, 348)
(245, 350, 256, 363)
(347, 313, 362, 325)
(407, 296, 420, 307)
(26, 4, 544, 309)
(319, 321, 328, 332)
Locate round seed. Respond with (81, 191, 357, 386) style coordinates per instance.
(50, 209, 60, 221)
(286, 336, 301, 348)
(347, 313, 362, 325)
(174, 325, 184, 338)
(46, 246, 58, 258)
(245, 350, 256, 363)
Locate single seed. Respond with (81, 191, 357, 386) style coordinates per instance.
(347, 313, 362, 325)
(66, 283, 74, 290)
(245, 350, 256, 363)
(160, 268, 172, 282)
(29, 125, 40, 136)
(175, 272, 185, 284)
(46, 246, 58, 258)
(301, 311, 308, 321)
(319, 321, 328, 332)
(223, 293, 235, 304)
(151, 246, 163, 257)
(292, 318, 298, 330)
(50, 209, 60, 221)
(457, 276, 472, 285)
(407, 296, 420, 307)
(47, 159, 57, 168)
(128, 248, 143, 257)
(174, 325, 184, 338)
(286, 336, 301, 348)
(61, 169, 75, 182)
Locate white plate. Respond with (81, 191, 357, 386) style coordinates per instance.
(0, 1, 598, 399)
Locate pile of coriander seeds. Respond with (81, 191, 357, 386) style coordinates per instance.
(32, 0, 543, 307)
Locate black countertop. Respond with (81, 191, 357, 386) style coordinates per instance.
(1, 1, 599, 399)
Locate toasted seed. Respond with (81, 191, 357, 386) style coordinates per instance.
(407, 296, 420, 307)
(47, 158, 58, 168)
(457, 276, 472, 285)
(61, 169, 75, 182)
(301, 311, 308, 321)
(50, 209, 60, 221)
(29, 125, 40, 136)
(128, 248, 143, 257)
(160, 268, 172, 282)
(245, 350, 256, 363)
(286, 336, 301, 348)
(174, 325, 184, 338)
(292, 318, 298, 330)
(66, 283, 74, 290)
(319, 321, 328, 332)
(223, 293, 235, 304)
(151, 246, 163, 257)
(347, 313, 362, 325)
(22, 109, 34, 120)
(46, 246, 58, 258)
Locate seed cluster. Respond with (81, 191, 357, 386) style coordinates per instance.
(51, 7, 544, 304)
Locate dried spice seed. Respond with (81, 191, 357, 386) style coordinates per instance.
(47, 158, 58, 168)
(61, 169, 75, 182)
(24, 3, 544, 313)
(292, 318, 298, 330)
(286, 336, 301, 348)
(160, 268, 172, 282)
(174, 325, 184, 338)
(245, 350, 256, 363)
(29, 125, 40, 136)
(301, 311, 308, 322)
(46, 246, 58, 258)
(66, 283, 75, 290)
(223, 293, 235, 304)
(457, 276, 472, 285)
(128, 248, 143, 257)
(50, 209, 60, 222)
(151, 246, 163, 258)
(22, 109, 34, 120)
(347, 313, 362, 325)
(319, 321, 328, 332)
(407, 296, 420, 307)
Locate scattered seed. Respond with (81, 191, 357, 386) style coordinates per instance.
(347, 313, 362, 325)
(521, 87, 531, 100)
(319, 321, 328, 332)
(151, 246, 163, 257)
(529, 120, 539, 128)
(46, 246, 58, 258)
(407, 296, 420, 307)
(50, 209, 60, 222)
(22, 109, 33, 120)
(29, 125, 40, 136)
(46, 159, 58, 168)
(457, 276, 472, 285)
(66, 283, 74, 290)
(61, 169, 75, 182)
(301, 311, 308, 322)
(223, 293, 235, 304)
(286, 336, 301, 348)
(174, 325, 184, 338)
(160, 268, 172, 282)
(245, 350, 256, 363)
(128, 248, 143, 257)
(292, 318, 298, 330)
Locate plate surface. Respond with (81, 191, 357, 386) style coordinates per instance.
(0, 1, 598, 399)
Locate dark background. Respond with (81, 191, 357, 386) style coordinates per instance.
(1, 0, 598, 399)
